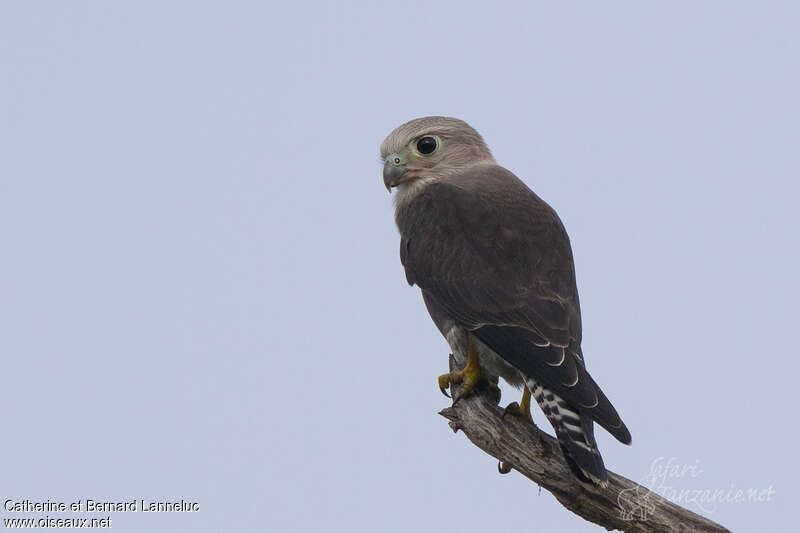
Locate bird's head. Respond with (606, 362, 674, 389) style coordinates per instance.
(380, 116, 494, 192)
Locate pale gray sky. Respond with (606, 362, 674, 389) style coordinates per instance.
(2, 2, 797, 532)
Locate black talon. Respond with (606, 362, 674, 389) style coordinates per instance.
(502, 401, 520, 420)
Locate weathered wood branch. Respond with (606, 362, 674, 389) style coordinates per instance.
(439, 355, 730, 533)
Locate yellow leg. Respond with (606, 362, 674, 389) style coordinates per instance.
(519, 387, 533, 422)
(499, 386, 534, 474)
(437, 338, 486, 401)
(501, 386, 533, 422)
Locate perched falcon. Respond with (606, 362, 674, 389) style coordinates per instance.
(381, 116, 631, 486)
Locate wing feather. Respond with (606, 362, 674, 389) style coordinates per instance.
(397, 166, 630, 443)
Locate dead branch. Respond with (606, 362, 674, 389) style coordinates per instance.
(439, 355, 731, 533)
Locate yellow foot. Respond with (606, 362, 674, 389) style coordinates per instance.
(501, 387, 533, 423)
(438, 372, 455, 398)
(438, 371, 501, 401)
(437, 340, 498, 403)
(437, 364, 481, 402)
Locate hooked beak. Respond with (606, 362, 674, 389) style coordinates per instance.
(383, 160, 409, 191)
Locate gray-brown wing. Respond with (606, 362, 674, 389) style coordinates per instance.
(397, 167, 630, 443)
(398, 166, 579, 343)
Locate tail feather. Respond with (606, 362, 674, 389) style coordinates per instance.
(527, 378, 608, 487)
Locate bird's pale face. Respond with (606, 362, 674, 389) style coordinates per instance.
(382, 134, 445, 191)
(380, 116, 494, 192)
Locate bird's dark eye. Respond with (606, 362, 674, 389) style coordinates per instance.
(416, 136, 438, 155)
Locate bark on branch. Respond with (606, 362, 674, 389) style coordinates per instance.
(439, 355, 730, 533)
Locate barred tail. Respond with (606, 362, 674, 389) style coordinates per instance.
(527, 378, 608, 487)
